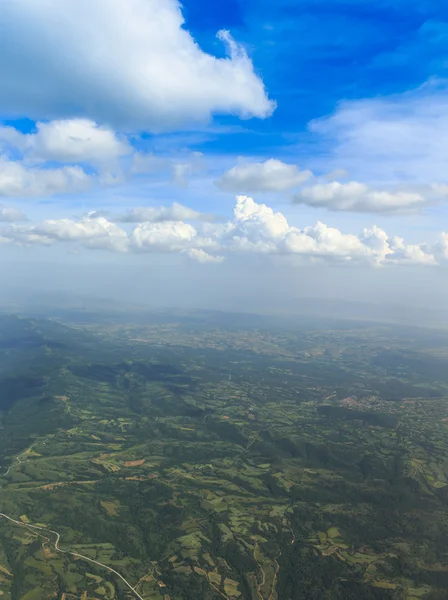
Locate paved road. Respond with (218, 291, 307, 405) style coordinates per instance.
(0, 513, 145, 600)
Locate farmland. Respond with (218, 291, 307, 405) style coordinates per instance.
(1, 310, 448, 599)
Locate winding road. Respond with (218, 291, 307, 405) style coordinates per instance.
(1, 445, 145, 599)
(2, 450, 28, 477)
(0, 513, 145, 600)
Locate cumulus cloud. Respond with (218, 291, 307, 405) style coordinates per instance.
(227, 194, 290, 253)
(0, 0, 274, 130)
(0, 119, 131, 193)
(1, 196, 440, 267)
(222, 196, 436, 265)
(310, 79, 448, 183)
(0, 157, 92, 197)
(130, 221, 214, 254)
(0, 205, 27, 222)
(387, 237, 436, 266)
(434, 233, 448, 262)
(0, 119, 208, 198)
(217, 159, 312, 192)
(0, 119, 130, 165)
(189, 196, 430, 267)
(294, 181, 426, 213)
(224, 196, 376, 262)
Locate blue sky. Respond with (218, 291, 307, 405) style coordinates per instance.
(0, 0, 448, 279)
(5, 0, 447, 154)
(180, 0, 448, 154)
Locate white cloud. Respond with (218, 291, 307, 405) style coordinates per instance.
(0, 0, 274, 130)
(434, 233, 448, 262)
(183, 248, 224, 263)
(310, 79, 448, 183)
(6, 217, 128, 252)
(0, 120, 208, 198)
(130, 221, 205, 253)
(0, 119, 130, 192)
(0, 205, 27, 222)
(227, 194, 290, 252)
(225, 196, 374, 261)
(0, 157, 92, 197)
(387, 237, 437, 266)
(112, 203, 217, 223)
(0, 119, 130, 165)
(217, 159, 312, 192)
(224, 196, 435, 266)
(1, 196, 440, 267)
(1, 226, 54, 246)
(294, 181, 426, 213)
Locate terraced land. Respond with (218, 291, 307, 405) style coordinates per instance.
(1, 311, 448, 599)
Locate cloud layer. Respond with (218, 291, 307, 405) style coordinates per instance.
(0, 0, 274, 131)
(1, 115, 444, 216)
(217, 158, 447, 215)
(2, 196, 442, 267)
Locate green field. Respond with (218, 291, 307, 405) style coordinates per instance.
(1, 310, 448, 599)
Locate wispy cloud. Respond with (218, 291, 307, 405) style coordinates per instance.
(310, 79, 448, 184)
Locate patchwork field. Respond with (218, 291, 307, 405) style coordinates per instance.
(1, 311, 448, 599)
